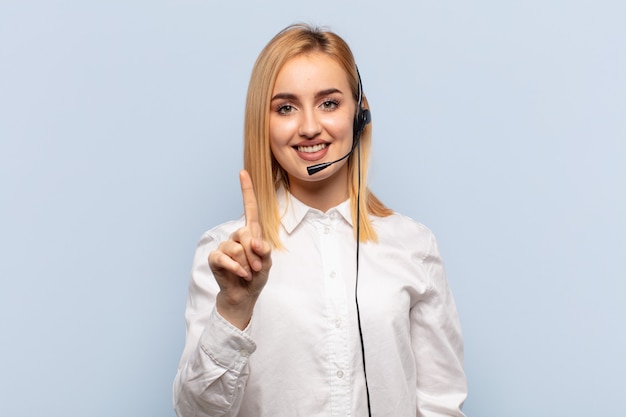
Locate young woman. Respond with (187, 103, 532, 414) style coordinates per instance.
(173, 24, 467, 417)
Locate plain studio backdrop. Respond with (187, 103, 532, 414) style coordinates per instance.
(1, 1, 624, 416)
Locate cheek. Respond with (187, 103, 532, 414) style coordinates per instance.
(321, 114, 353, 139)
(269, 116, 296, 147)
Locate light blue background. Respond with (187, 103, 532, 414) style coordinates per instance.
(1, 1, 624, 416)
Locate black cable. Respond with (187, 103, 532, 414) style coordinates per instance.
(354, 140, 372, 417)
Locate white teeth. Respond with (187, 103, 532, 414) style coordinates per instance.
(297, 143, 327, 153)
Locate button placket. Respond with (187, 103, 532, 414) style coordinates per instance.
(317, 213, 351, 417)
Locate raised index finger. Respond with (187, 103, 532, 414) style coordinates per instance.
(239, 169, 261, 238)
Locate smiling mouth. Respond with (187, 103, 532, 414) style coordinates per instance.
(296, 143, 328, 153)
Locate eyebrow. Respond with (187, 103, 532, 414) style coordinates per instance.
(270, 88, 343, 102)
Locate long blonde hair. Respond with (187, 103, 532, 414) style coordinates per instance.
(244, 24, 392, 248)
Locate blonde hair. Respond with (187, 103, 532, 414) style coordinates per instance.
(243, 24, 392, 248)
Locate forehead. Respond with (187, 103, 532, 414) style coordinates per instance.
(273, 52, 351, 93)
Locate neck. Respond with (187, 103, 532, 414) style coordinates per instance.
(287, 165, 349, 212)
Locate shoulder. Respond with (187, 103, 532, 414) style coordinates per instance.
(197, 217, 245, 248)
(371, 212, 438, 257)
(372, 211, 435, 240)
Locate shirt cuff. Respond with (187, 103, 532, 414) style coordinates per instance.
(199, 307, 257, 373)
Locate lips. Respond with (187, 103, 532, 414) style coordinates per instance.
(293, 143, 330, 162)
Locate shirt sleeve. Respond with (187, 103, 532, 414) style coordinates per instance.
(411, 231, 468, 417)
(173, 230, 257, 417)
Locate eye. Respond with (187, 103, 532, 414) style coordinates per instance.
(320, 99, 339, 111)
(276, 104, 295, 115)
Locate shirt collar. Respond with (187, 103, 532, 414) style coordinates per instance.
(277, 187, 353, 234)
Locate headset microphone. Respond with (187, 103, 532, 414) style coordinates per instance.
(307, 68, 371, 176)
(306, 161, 334, 176)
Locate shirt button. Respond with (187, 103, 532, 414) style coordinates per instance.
(324, 226, 330, 234)
(336, 370, 344, 379)
(330, 271, 336, 279)
(335, 318, 342, 328)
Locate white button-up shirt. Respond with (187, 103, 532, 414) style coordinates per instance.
(173, 190, 467, 417)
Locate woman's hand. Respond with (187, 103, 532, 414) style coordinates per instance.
(208, 170, 272, 329)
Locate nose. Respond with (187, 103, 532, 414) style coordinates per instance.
(298, 108, 322, 139)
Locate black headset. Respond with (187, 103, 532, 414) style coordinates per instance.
(354, 65, 372, 417)
(305, 64, 374, 416)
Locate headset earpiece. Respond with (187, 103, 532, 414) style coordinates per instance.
(354, 107, 371, 136)
(353, 67, 371, 139)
